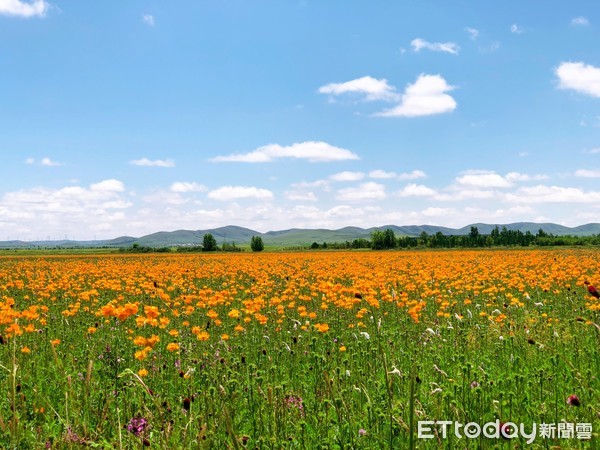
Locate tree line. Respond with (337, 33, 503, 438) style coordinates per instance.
(308, 226, 600, 250)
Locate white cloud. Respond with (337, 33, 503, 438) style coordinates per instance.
(421, 207, 456, 217)
(375, 74, 457, 118)
(411, 38, 460, 55)
(207, 186, 274, 201)
(336, 182, 386, 201)
(0, 0, 49, 18)
(41, 157, 62, 167)
(211, 141, 359, 163)
(90, 179, 125, 192)
(465, 27, 479, 40)
(130, 158, 175, 167)
(0, 180, 131, 239)
(25, 157, 35, 165)
(504, 185, 600, 203)
(456, 170, 513, 188)
(586, 148, 600, 154)
(368, 169, 397, 179)
(291, 179, 330, 190)
(435, 189, 497, 201)
(556, 62, 600, 98)
(571, 16, 589, 26)
(284, 191, 318, 202)
(142, 14, 154, 26)
(329, 171, 365, 182)
(398, 169, 427, 180)
(318, 76, 398, 101)
(510, 24, 524, 34)
(575, 169, 600, 178)
(397, 184, 437, 197)
(170, 182, 207, 193)
(505, 172, 548, 182)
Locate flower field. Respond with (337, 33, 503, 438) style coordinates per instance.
(1, 249, 599, 448)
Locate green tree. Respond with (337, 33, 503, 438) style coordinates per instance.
(202, 233, 218, 252)
(250, 236, 264, 252)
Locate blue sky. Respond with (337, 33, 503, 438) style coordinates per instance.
(1, 0, 600, 240)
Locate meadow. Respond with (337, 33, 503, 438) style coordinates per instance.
(0, 249, 599, 449)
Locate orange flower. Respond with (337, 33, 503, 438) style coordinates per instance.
(166, 342, 180, 352)
(21, 346, 31, 354)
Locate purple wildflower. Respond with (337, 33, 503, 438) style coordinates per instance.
(127, 417, 148, 437)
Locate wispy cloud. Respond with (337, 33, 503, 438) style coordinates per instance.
(465, 27, 479, 40)
(142, 14, 154, 26)
(571, 16, 589, 26)
(0, 0, 49, 18)
(411, 38, 460, 55)
(375, 74, 457, 118)
(556, 61, 600, 98)
(318, 76, 398, 101)
(510, 24, 524, 34)
(210, 141, 359, 163)
(24, 156, 63, 166)
(130, 158, 175, 167)
(41, 157, 62, 167)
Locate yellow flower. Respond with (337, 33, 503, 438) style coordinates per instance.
(221, 334, 230, 341)
(138, 368, 148, 377)
(166, 342, 180, 352)
(87, 327, 97, 334)
(339, 345, 346, 352)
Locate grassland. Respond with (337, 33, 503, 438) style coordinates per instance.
(0, 249, 599, 448)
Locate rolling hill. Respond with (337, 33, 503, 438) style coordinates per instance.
(1, 222, 599, 249)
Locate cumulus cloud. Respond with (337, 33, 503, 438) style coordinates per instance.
(456, 170, 513, 188)
(397, 184, 437, 197)
(0, 0, 49, 18)
(504, 185, 600, 203)
(411, 38, 460, 55)
(211, 141, 359, 163)
(336, 182, 386, 201)
(556, 62, 600, 98)
(375, 74, 457, 117)
(571, 16, 589, 26)
(91, 179, 125, 192)
(142, 14, 154, 26)
(207, 186, 274, 201)
(130, 158, 175, 167)
(0, 179, 131, 239)
(368, 169, 397, 179)
(318, 76, 398, 101)
(398, 170, 427, 180)
(329, 171, 365, 182)
(170, 182, 207, 193)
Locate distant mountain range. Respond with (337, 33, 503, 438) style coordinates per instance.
(2, 222, 600, 249)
